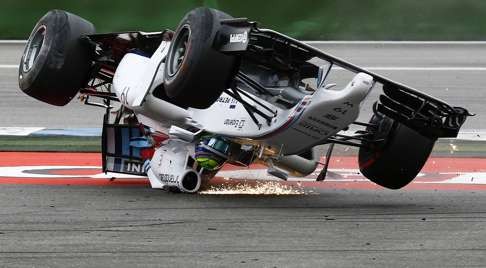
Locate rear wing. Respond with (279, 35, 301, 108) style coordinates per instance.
(101, 117, 147, 176)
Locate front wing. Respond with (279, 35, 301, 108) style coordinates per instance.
(251, 29, 471, 139)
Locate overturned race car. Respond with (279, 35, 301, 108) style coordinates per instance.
(19, 8, 471, 193)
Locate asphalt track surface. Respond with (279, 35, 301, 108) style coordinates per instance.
(0, 41, 485, 129)
(1, 42, 486, 267)
(1, 153, 486, 267)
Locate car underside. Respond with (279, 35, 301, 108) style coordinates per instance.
(18, 8, 471, 193)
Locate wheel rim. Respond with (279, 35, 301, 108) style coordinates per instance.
(167, 25, 190, 77)
(22, 25, 46, 73)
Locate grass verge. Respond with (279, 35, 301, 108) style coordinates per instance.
(2, 0, 486, 40)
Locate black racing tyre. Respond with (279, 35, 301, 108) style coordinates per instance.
(358, 114, 436, 189)
(19, 10, 95, 106)
(163, 7, 237, 109)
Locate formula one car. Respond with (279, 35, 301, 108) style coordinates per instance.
(19, 8, 471, 193)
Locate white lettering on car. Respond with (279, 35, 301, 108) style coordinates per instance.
(230, 31, 248, 43)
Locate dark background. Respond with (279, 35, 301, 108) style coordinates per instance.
(2, 0, 486, 40)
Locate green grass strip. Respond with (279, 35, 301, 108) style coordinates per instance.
(2, 0, 486, 40)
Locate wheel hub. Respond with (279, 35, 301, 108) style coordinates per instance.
(22, 25, 46, 73)
(167, 25, 190, 77)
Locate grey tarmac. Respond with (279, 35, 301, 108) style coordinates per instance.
(0, 185, 485, 267)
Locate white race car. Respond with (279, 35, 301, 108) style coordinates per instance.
(19, 8, 471, 193)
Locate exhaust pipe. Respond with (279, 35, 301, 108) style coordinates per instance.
(273, 154, 318, 177)
(263, 148, 319, 179)
(178, 170, 202, 193)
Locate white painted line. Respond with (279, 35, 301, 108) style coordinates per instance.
(0, 127, 45, 136)
(0, 166, 145, 179)
(0, 65, 18, 69)
(7, 40, 486, 45)
(0, 40, 26, 44)
(2, 127, 483, 140)
(339, 130, 486, 142)
(367, 67, 486, 71)
(435, 173, 486, 184)
(1, 65, 485, 72)
(456, 131, 486, 141)
(305, 41, 486, 45)
(365, 67, 486, 71)
(332, 66, 486, 71)
(2, 40, 486, 45)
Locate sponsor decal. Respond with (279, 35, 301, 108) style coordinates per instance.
(160, 173, 179, 184)
(291, 120, 328, 140)
(123, 160, 144, 173)
(217, 96, 232, 103)
(290, 100, 356, 139)
(217, 96, 238, 105)
(217, 96, 238, 109)
(230, 31, 248, 43)
(323, 113, 339, 121)
(332, 101, 354, 116)
(291, 126, 320, 140)
(224, 119, 246, 130)
(307, 116, 339, 130)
